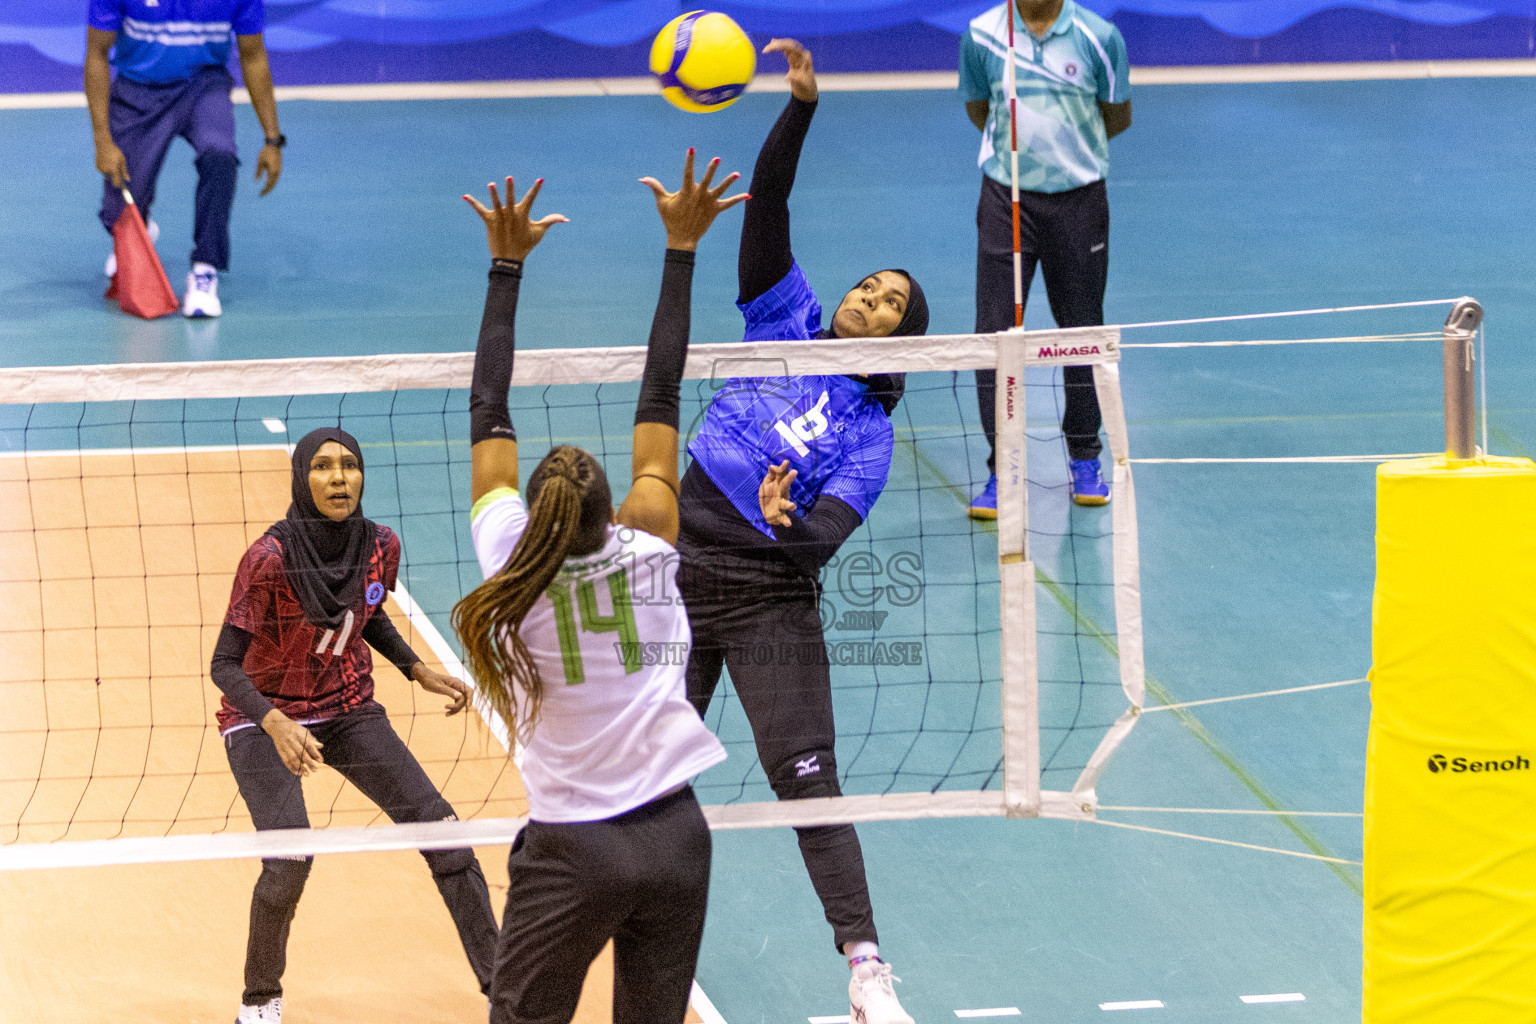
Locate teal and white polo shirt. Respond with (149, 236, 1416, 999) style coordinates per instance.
(959, 0, 1130, 194)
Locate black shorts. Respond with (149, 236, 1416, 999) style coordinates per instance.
(491, 786, 712, 1024)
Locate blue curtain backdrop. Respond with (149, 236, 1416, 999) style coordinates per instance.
(4, 0, 1536, 92)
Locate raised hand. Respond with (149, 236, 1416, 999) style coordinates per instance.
(764, 38, 817, 102)
(640, 149, 749, 252)
(463, 176, 569, 262)
(759, 459, 799, 527)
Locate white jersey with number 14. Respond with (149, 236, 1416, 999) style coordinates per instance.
(470, 488, 726, 823)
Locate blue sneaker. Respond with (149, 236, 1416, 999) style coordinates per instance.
(1070, 458, 1110, 506)
(967, 474, 998, 520)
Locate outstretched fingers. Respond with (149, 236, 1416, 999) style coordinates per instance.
(461, 193, 493, 219)
(516, 176, 543, 211)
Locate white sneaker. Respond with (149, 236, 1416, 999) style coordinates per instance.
(105, 219, 158, 277)
(236, 997, 282, 1023)
(849, 960, 914, 1024)
(184, 262, 222, 318)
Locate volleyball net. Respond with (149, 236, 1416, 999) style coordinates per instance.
(0, 298, 1475, 870)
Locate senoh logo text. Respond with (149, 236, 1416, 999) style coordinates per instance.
(1427, 753, 1530, 774)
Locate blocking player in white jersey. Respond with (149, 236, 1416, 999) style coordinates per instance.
(452, 152, 745, 1024)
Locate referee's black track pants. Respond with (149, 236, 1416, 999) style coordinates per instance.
(491, 786, 712, 1024)
(975, 174, 1108, 470)
(679, 551, 880, 952)
(225, 700, 498, 1005)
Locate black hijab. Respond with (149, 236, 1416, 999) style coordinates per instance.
(266, 427, 375, 629)
(824, 268, 928, 417)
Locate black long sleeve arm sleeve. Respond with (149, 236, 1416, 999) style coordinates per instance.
(362, 607, 422, 680)
(209, 623, 275, 726)
(773, 494, 864, 575)
(634, 249, 696, 429)
(737, 97, 818, 306)
(468, 259, 524, 446)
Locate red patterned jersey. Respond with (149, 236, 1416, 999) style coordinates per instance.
(216, 526, 400, 733)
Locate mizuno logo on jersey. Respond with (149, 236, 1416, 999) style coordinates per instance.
(772, 391, 832, 457)
(795, 755, 821, 777)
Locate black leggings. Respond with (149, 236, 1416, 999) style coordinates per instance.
(225, 701, 498, 1004)
(491, 786, 712, 1024)
(679, 551, 878, 952)
(975, 175, 1108, 468)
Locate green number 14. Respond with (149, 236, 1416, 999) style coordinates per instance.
(546, 571, 641, 685)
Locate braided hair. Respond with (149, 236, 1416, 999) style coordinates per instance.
(452, 445, 612, 731)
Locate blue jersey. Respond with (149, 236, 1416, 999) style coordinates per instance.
(689, 263, 894, 538)
(89, 0, 265, 85)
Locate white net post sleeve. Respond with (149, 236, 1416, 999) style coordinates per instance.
(1052, 354, 1146, 817)
(996, 330, 1041, 818)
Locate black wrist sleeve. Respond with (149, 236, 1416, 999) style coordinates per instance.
(469, 260, 523, 446)
(209, 623, 275, 726)
(738, 97, 817, 305)
(634, 249, 696, 429)
(773, 494, 863, 575)
(362, 608, 421, 680)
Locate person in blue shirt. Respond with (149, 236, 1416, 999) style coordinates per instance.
(678, 39, 925, 1024)
(85, 0, 285, 318)
(960, 0, 1132, 514)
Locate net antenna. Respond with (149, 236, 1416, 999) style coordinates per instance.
(1006, 0, 1024, 329)
(1442, 298, 1482, 459)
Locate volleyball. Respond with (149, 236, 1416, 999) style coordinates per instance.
(649, 11, 756, 113)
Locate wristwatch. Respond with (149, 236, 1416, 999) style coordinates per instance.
(264, 134, 287, 149)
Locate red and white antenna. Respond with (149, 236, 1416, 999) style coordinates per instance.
(1005, 0, 1024, 329)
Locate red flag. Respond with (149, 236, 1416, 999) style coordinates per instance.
(106, 190, 178, 319)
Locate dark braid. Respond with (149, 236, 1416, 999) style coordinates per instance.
(452, 446, 611, 733)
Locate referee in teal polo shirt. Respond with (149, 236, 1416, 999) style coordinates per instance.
(960, 0, 1130, 516)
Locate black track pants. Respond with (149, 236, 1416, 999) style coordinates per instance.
(975, 175, 1108, 468)
(490, 786, 712, 1024)
(679, 551, 878, 952)
(225, 701, 498, 1004)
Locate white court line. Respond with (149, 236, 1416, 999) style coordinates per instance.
(1101, 1000, 1165, 1011)
(690, 981, 729, 1024)
(956, 1008, 1023, 1018)
(6, 60, 1536, 110)
(1241, 993, 1306, 1004)
(809, 1016, 852, 1024)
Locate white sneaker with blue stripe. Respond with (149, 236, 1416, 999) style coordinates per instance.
(183, 262, 222, 318)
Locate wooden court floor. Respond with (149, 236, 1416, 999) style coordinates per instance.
(0, 447, 696, 1022)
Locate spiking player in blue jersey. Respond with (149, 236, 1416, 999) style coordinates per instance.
(677, 38, 926, 1024)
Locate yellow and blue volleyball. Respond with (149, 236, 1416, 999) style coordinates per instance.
(649, 11, 756, 113)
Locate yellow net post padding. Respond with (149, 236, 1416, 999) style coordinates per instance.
(1365, 454, 1536, 1022)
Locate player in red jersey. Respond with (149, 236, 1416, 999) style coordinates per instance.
(210, 427, 498, 1024)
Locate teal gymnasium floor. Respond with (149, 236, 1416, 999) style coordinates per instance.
(5, 75, 1536, 1021)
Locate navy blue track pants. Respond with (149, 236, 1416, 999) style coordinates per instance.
(98, 66, 239, 271)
